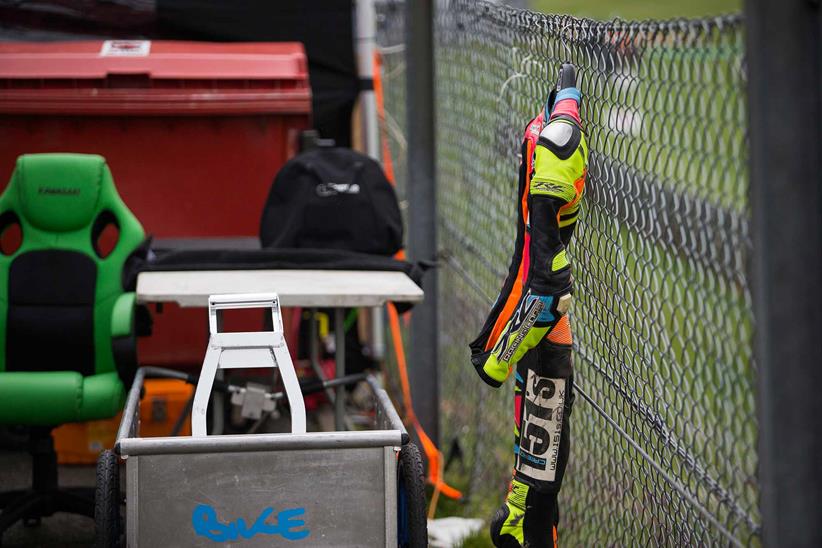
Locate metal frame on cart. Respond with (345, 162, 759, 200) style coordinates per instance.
(191, 293, 306, 437)
(95, 293, 427, 547)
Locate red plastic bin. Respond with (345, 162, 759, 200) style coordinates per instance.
(0, 40, 311, 235)
(0, 40, 312, 369)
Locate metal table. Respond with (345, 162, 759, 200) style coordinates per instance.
(136, 269, 423, 430)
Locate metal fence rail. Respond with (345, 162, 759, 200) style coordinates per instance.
(376, 1, 758, 544)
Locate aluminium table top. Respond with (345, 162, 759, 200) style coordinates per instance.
(136, 269, 424, 308)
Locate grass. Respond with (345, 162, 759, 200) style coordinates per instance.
(530, 0, 742, 20)
(459, 531, 495, 548)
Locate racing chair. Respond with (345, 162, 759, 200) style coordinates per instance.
(0, 154, 144, 539)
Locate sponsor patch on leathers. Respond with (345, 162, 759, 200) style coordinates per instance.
(516, 372, 565, 482)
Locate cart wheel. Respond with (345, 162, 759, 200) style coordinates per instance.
(397, 442, 427, 548)
(94, 449, 123, 548)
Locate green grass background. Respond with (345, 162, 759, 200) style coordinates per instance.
(530, 0, 742, 20)
(374, 0, 755, 547)
(449, 4, 747, 547)
(463, 1, 743, 545)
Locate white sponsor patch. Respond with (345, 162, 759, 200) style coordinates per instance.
(100, 40, 151, 57)
(498, 297, 542, 362)
(516, 372, 565, 482)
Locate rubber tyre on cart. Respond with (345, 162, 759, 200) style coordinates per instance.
(94, 449, 123, 548)
(397, 442, 427, 547)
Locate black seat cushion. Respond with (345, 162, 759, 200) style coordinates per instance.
(6, 250, 96, 376)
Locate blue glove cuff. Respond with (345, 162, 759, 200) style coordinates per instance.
(553, 87, 581, 107)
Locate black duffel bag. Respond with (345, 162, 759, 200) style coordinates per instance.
(259, 147, 403, 256)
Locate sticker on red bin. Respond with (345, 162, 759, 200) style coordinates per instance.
(100, 40, 151, 57)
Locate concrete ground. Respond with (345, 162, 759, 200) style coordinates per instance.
(0, 450, 97, 547)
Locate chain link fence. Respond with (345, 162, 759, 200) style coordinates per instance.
(376, 1, 758, 544)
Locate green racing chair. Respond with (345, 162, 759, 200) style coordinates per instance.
(0, 153, 144, 539)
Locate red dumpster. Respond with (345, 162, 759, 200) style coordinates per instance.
(0, 40, 312, 368)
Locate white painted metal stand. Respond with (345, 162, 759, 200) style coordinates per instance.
(191, 293, 306, 437)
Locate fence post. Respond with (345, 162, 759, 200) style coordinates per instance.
(746, 0, 822, 545)
(406, 0, 439, 445)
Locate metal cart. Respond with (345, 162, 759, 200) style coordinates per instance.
(96, 293, 427, 547)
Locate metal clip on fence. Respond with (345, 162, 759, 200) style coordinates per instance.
(191, 293, 307, 436)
